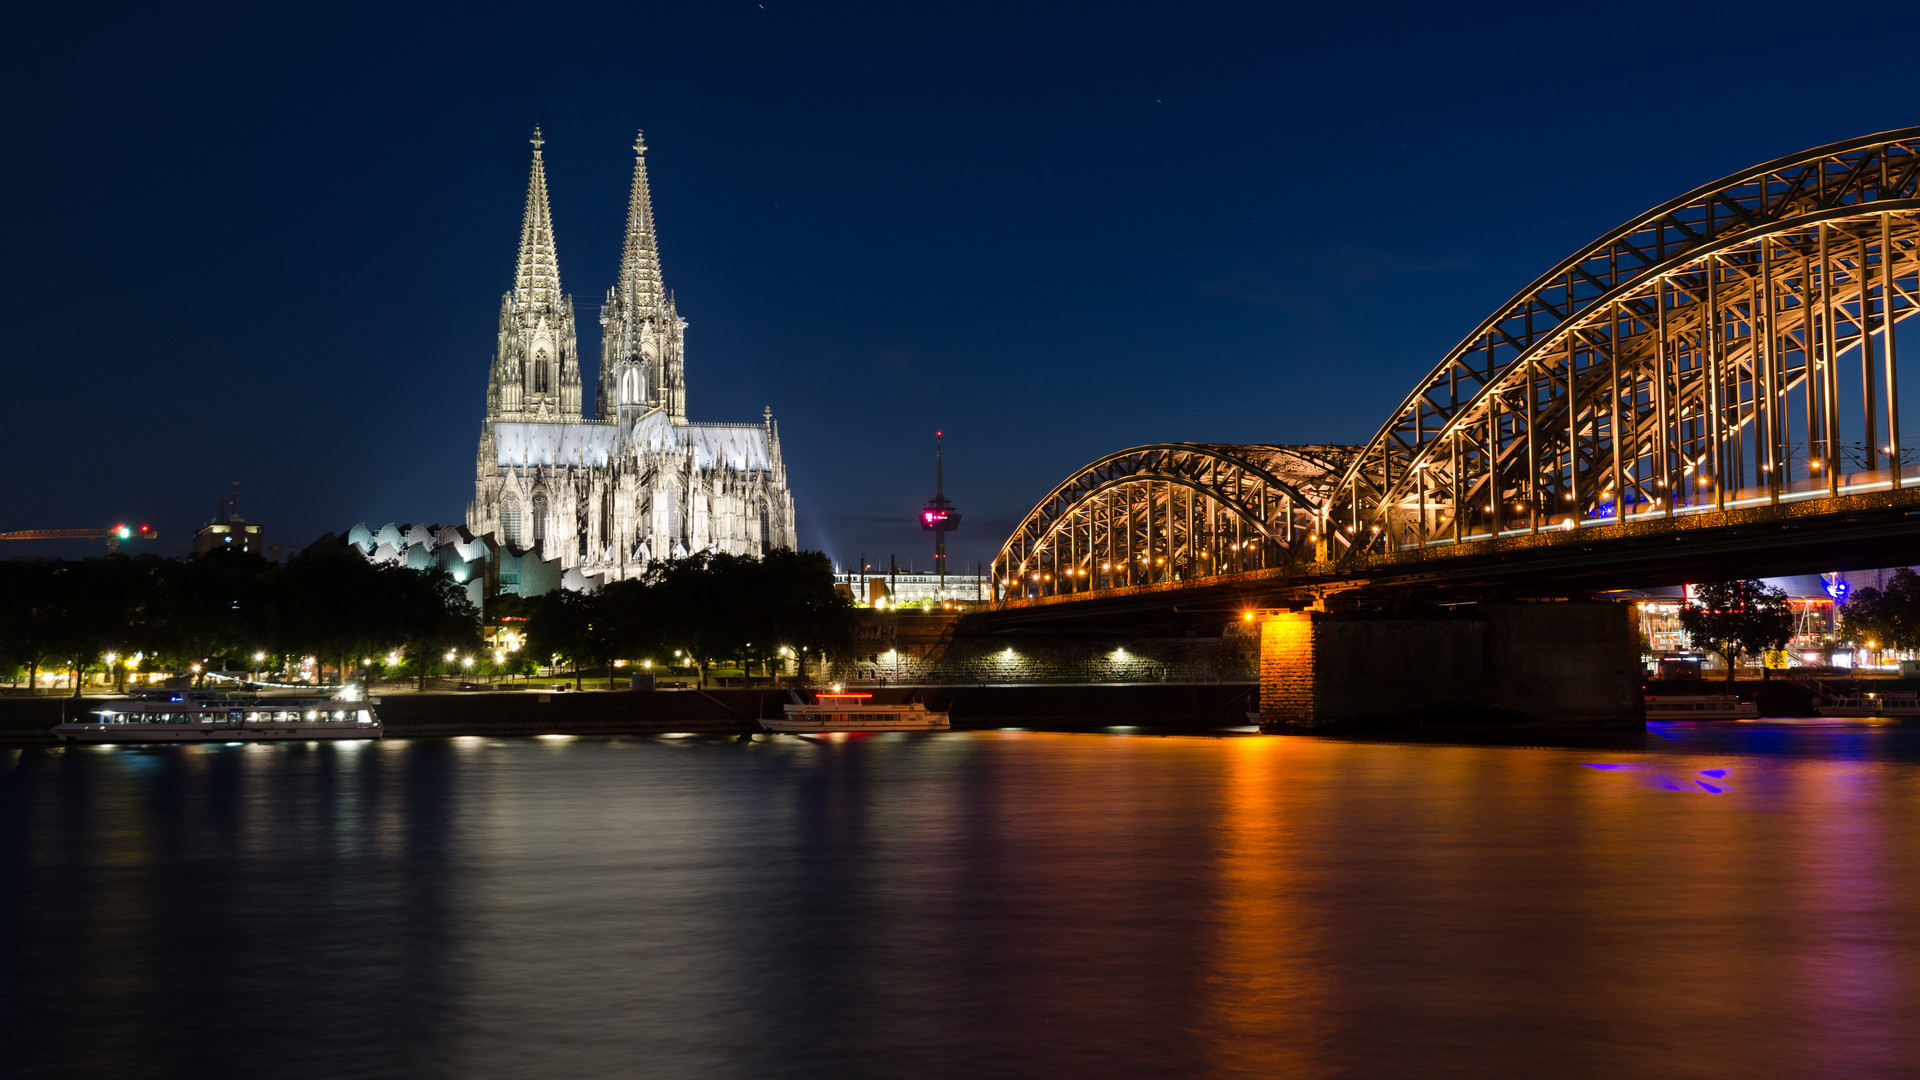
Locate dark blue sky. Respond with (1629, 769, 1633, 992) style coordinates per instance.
(7, 1, 1917, 570)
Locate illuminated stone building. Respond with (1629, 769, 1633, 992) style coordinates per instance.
(467, 130, 798, 583)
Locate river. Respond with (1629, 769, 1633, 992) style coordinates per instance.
(4, 723, 1919, 1078)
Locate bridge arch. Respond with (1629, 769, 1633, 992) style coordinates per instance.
(1328, 126, 1920, 560)
(991, 444, 1352, 600)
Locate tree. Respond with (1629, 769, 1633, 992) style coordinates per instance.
(385, 564, 481, 690)
(1840, 569, 1920, 659)
(1679, 579, 1795, 681)
(266, 550, 396, 686)
(640, 553, 735, 688)
(754, 548, 853, 682)
(0, 562, 63, 692)
(157, 548, 272, 684)
(523, 587, 609, 690)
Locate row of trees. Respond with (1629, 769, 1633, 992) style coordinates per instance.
(0, 549, 479, 693)
(518, 549, 854, 688)
(0, 546, 855, 694)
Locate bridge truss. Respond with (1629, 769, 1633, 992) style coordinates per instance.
(992, 444, 1352, 600)
(1327, 127, 1920, 560)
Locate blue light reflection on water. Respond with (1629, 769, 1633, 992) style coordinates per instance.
(5, 724, 1920, 1078)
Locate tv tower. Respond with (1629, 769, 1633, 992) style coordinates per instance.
(920, 431, 961, 595)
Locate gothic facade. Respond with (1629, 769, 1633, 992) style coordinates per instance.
(468, 130, 799, 583)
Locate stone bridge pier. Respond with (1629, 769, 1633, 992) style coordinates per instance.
(1257, 601, 1642, 732)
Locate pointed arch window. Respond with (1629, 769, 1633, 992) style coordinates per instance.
(501, 493, 522, 548)
(534, 349, 550, 393)
(532, 492, 549, 546)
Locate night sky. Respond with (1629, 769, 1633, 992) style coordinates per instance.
(8, 2, 1917, 572)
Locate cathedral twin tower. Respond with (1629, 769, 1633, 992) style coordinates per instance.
(470, 130, 798, 581)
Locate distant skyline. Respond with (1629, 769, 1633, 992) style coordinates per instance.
(7, 1, 1918, 571)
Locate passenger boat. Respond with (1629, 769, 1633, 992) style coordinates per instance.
(52, 692, 383, 743)
(1816, 691, 1920, 717)
(1642, 694, 1759, 720)
(762, 691, 950, 733)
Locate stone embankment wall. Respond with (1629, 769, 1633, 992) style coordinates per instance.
(816, 610, 1259, 686)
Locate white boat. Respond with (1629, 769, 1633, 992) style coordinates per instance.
(1643, 693, 1758, 720)
(1817, 692, 1920, 717)
(763, 692, 950, 733)
(53, 693, 383, 743)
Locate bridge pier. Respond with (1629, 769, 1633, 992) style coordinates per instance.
(1257, 602, 1641, 732)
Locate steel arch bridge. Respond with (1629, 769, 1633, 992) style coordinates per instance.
(1330, 126, 1920, 560)
(993, 444, 1353, 600)
(992, 127, 1920, 608)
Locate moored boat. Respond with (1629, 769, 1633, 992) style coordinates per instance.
(1816, 691, 1920, 717)
(1643, 694, 1758, 720)
(53, 692, 383, 743)
(763, 691, 950, 733)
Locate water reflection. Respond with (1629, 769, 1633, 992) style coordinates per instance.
(4, 726, 1920, 1078)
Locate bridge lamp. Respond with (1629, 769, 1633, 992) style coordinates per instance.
(462, 656, 474, 669)
(445, 650, 457, 662)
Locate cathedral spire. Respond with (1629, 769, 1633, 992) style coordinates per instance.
(618, 130, 665, 324)
(513, 127, 563, 311)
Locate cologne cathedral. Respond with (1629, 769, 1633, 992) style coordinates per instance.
(468, 130, 798, 582)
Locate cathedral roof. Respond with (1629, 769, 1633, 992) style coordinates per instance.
(492, 412, 777, 473)
(631, 413, 775, 471)
(493, 421, 618, 468)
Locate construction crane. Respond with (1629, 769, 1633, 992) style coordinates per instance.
(0, 524, 156, 554)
